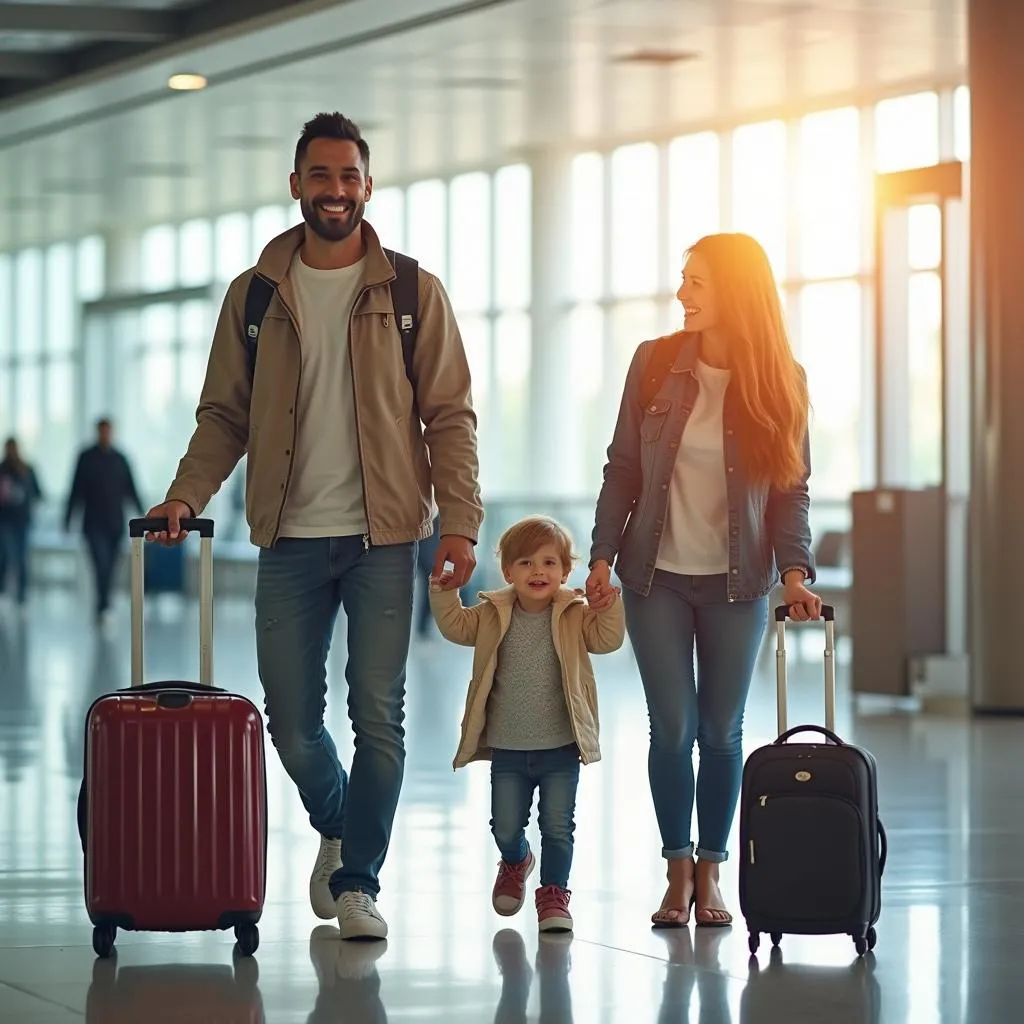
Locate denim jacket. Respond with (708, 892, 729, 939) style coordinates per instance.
(590, 332, 815, 601)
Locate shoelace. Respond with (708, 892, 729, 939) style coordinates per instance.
(340, 891, 378, 918)
(536, 886, 570, 912)
(496, 859, 527, 888)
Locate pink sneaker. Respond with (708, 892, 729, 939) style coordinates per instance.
(536, 885, 574, 932)
(492, 849, 536, 915)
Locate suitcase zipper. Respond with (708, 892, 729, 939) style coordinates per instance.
(760, 794, 768, 807)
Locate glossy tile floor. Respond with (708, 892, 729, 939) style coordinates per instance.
(1, 581, 1022, 1023)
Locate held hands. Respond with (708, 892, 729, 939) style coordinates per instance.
(585, 559, 620, 612)
(429, 569, 456, 591)
(431, 534, 476, 590)
(782, 571, 823, 621)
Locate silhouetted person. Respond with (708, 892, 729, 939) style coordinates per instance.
(0, 437, 42, 608)
(65, 419, 144, 622)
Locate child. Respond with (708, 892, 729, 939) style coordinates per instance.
(429, 514, 625, 932)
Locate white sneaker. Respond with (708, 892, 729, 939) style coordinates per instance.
(336, 891, 388, 940)
(310, 836, 343, 920)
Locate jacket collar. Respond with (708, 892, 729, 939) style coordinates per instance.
(670, 331, 702, 374)
(253, 219, 397, 290)
(478, 585, 585, 611)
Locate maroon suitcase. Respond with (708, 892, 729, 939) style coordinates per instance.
(80, 517, 267, 959)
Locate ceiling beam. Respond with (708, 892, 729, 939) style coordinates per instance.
(0, 52, 62, 80)
(0, 3, 176, 40)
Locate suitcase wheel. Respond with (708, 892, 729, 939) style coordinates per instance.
(748, 932, 760, 955)
(853, 934, 868, 957)
(866, 926, 877, 951)
(92, 924, 116, 959)
(234, 923, 260, 957)
(770, 932, 782, 948)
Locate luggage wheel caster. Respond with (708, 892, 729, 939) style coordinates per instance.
(92, 924, 116, 958)
(853, 934, 868, 957)
(770, 932, 782, 948)
(866, 926, 877, 951)
(748, 932, 760, 955)
(235, 923, 259, 956)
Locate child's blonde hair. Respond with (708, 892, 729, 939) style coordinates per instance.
(497, 515, 578, 575)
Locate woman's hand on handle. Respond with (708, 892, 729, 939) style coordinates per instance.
(782, 570, 822, 621)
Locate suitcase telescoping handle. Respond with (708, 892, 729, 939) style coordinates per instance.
(128, 517, 215, 689)
(774, 603, 836, 738)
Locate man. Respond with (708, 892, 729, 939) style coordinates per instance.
(146, 113, 482, 940)
(65, 418, 144, 622)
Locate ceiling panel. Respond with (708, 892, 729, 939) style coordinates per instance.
(0, 0, 966, 250)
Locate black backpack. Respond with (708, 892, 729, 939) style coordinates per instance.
(241, 248, 420, 399)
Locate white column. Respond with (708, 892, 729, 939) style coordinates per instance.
(527, 149, 575, 495)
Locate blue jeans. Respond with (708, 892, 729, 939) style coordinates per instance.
(490, 744, 581, 890)
(623, 571, 767, 863)
(0, 521, 29, 604)
(84, 530, 122, 615)
(255, 536, 415, 898)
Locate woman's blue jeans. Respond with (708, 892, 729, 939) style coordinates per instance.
(623, 571, 767, 863)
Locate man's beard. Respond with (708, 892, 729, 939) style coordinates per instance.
(300, 196, 365, 242)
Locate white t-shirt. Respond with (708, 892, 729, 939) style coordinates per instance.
(278, 252, 369, 538)
(655, 360, 732, 575)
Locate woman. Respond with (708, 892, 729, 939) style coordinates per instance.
(586, 233, 821, 928)
(0, 437, 42, 607)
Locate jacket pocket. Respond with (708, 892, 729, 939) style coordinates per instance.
(640, 399, 671, 442)
(745, 793, 866, 924)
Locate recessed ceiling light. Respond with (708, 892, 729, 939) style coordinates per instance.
(168, 73, 207, 91)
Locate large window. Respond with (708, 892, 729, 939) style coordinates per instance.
(0, 84, 965, 537)
(798, 107, 861, 278)
(732, 119, 788, 279)
(610, 143, 659, 297)
(875, 91, 940, 172)
(0, 236, 104, 500)
(668, 131, 720, 267)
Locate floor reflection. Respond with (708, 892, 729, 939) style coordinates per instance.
(738, 947, 881, 1024)
(0, 591, 1022, 1022)
(86, 956, 265, 1024)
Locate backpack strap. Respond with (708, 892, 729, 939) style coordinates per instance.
(243, 273, 276, 381)
(382, 248, 420, 390)
(242, 254, 420, 394)
(638, 332, 687, 410)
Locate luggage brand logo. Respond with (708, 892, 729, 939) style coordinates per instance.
(795, 771, 811, 782)
(401, 314, 413, 330)
(248, 324, 259, 338)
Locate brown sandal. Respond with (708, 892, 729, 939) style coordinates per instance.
(693, 879, 733, 928)
(651, 905, 690, 928)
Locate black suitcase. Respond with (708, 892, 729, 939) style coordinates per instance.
(739, 604, 887, 958)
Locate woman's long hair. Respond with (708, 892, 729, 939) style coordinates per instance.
(686, 233, 809, 489)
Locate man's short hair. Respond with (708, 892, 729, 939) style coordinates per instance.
(295, 112, 370, 175)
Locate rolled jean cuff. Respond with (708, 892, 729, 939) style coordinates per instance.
(695, 846, 728, 863)
(663, 844, 695, 860)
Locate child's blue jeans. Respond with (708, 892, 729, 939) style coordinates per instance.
(490, 744, 580, 890)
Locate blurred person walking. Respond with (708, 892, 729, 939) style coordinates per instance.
(0, 437, 43, 608)
(65, 418, 145, 623)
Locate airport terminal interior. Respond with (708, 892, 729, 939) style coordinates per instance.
(0, 0, 1020, 1021)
